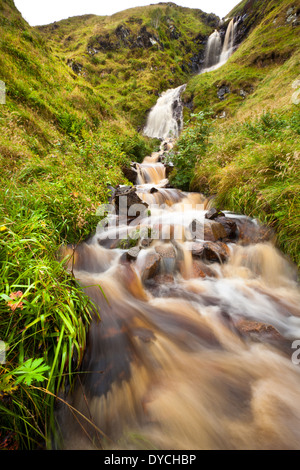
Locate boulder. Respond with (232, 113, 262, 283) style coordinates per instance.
(122, 165, 137, 184)
(127, 245, 141, 261)
(190, 240, 229, 264)
(155, 244, 176, 259)
(204, 220, 228, 241)
(191, 241, 205, 257)
(202, 241, 230, 263)
(191, 218, 228, 242)
(233, 217, 274, 245)
(150, 187, 159, 194)
(140, 252, 161, 281)
(214, 216, 238, 240)
(140, 237, 153, 248)
(205, 208, 225, 220)
(217, 85, 230, 101)
(192, 259, 217, 278)
(112, 185, 148, 219)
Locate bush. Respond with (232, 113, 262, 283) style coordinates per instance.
(167, 111, 212, 190)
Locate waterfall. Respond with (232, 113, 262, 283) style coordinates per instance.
(201, 18, 237, 74)
(203, 30, 222, 69)
(219, 18, 236, 64)
(143, 84, 186, 140)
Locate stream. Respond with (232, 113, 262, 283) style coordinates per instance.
(56, 86, 300, 451)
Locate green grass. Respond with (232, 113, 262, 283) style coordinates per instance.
(169, 109, 300, 268)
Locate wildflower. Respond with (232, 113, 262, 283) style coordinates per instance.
(8, 291, 24, 312)
(0, 226, 7, 232)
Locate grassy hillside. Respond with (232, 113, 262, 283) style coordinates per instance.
(37, 3, 218, 127)
(170, 0, 300, 267)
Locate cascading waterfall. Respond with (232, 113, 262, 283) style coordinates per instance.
(202, 29, 222, 69)
(219, 18, 237, 64)
(201, 18, 237, 73)
(143, 84, 186, 140)
(55, 76, 300, 451)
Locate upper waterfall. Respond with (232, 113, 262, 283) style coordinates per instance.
(203, 29, 222, 70)
(143, 84, 186, 140)
(219, 18, 237, 64)
(201, 18, 237, 74)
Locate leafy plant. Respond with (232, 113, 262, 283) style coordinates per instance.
(167, 111, 212, 190)
(13, 358, 50, 386)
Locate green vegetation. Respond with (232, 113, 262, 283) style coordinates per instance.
(185, 109, 300, 267)
(37, 3, 217, 127)
(170, 0, 300, 267)
(167, 111, 212, 190)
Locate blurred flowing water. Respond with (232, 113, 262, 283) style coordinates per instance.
(56, 85, 300, 451)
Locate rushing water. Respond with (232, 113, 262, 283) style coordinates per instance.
(201, 18, 237, 74)
(56, 85, 300, 451)
(143, 85, 186, 140)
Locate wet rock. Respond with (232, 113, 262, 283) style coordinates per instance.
(192, 259, 217, 278)
(141, 238, 153, 248)
(119, 263, 148, 301)
(140, 252, 161, 281)
(202, 241, 230, 263)
(152, 273, 174, 284)
(205, 208, 225, 220)
(127, 246, 141, 260)
(122, 165, 137, 184)
(204, 220, 228, 242)
(232, 217, 274, 245)
(236, 320, 282, 338)
(191, 242, 204, 257)
(112, 185, 148, 218)
(214, 216, 238, 240)
(150, 187, 159, 194)
(155, 244, 176, 259)
(165, 163, 174, 178)
(234, 319, 292, 355)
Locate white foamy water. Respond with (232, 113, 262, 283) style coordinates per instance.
(143, 85, 186, 140)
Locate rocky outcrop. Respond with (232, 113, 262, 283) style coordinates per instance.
(122, 164, 138, 184)
(87, 25, 162, 54)
(67, 59, 83, 75)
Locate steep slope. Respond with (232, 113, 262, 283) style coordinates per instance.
(0, 0, 157, 241)
(37, 3, 218, 127)
(171, 0, 300, 266)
